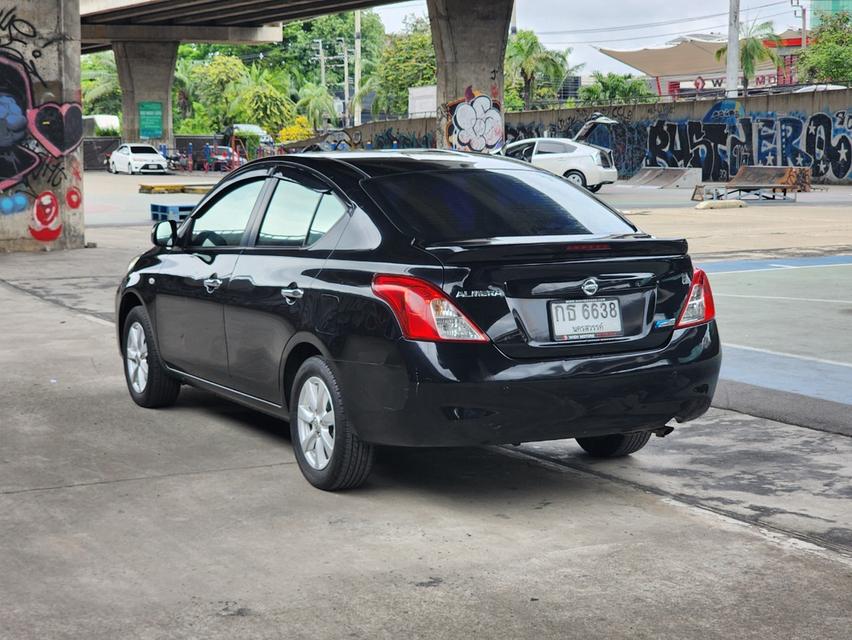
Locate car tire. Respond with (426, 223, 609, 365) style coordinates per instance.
(587, 184, 602, 193)
(576, 431, 652, 458)
(564, 170, 587, 188)
(122, 306, 180, 408)
(289, 356, 374, 491)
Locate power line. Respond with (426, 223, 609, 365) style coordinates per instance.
(539, 9, 792, 46)
(534, 1, 787, 35)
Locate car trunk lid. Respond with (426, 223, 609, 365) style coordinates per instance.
(425, 236, 693, 359)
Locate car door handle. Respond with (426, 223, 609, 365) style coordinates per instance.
(280, 287, 304, 304)
(203, 277, 223, 293)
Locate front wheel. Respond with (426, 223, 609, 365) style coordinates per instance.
(564, 170, 587, 188)
(290, 357, 374, 491)
(576, 431, 652, 458)
(122, 306, 180, 408)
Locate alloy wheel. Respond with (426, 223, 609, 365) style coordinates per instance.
(297, 376, 335, 470)
(125, 321, 149, 394)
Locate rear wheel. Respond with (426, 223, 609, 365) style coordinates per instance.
(564, 170, 587, 188)
(290, 356, 374, 491)
(576, 431, 652, 458)
(122, 306, 180, 408)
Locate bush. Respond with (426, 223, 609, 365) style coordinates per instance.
(95, 126, 120, 137)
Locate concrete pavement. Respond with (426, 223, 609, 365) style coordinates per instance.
(1, 282, 851, 639)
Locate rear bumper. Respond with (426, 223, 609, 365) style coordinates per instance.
(335, 321, 721, 446)
(594, 167, 618, 185)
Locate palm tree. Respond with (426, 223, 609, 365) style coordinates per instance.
(297, 82, 338, 132)
(715, 20, 781, 97)
(578, 72, 654, 105)
(173, 58, 200, 120)
(505, 30, 583, 110)
(81, 52, 120, 114)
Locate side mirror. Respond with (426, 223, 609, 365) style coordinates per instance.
(152, 220, 177, 247)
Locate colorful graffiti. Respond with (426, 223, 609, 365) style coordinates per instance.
(0, 12, 82, 244)
(647, 100, 852, 182)
(446, 85, 503, 152)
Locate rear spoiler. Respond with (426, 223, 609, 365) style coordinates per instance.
(422, 237, 689, 264)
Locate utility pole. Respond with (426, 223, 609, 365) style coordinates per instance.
(354, 9, 362, 126)
(510, 1, 517, 35)
(726, 0, 740, 98)
(338, 37, 350, 127)
(313, 39, 326, 85)
(792, 1, 807, 49)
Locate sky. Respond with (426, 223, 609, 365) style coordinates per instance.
(373, 0, 805, 75)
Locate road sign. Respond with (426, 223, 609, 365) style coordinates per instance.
(138, 101, 163, 139)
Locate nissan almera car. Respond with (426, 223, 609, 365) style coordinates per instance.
(117, 150, 721, 491)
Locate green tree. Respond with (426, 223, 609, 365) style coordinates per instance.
(798, 11, 852, 84)
(173, 58, 201, 121)
(504, 30, 581, 110)
(373, 16, 436, 116)
(297, 82, 338, 131)
(81, 51, 121, 115)
(578, 72, 655, 104)
(715, 20, 781, 97)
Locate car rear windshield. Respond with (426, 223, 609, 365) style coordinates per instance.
(363, 168, 634, 244)
(131, 145, 158, 154)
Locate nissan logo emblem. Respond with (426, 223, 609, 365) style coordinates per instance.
(581, 278, 599, 296)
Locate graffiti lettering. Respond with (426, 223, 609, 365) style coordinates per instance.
(646, 100, 852, 182)
(0, 7, 44, 86)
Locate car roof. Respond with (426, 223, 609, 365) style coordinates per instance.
(241, 149, 530, 180)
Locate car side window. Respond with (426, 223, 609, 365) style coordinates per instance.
(257, 178, 323, 247)
(505, 142, 533, 160)
(536, 140, 574, 154)
(307, 194, 347, 245)
(189, 179, 264, 248)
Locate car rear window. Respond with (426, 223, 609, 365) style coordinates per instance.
(363, 168, 634, 243)
(130, 145, 158, 154)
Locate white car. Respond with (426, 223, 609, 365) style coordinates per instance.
(498, 115, 618, 192)
(108, 144, 168, 174)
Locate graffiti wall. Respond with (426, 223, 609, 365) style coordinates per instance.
(0, 3, 83, 252)
(445, 85, 503, 152)
(335, 89, 852, 185)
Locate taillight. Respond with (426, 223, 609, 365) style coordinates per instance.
(676, 268, 716, 328)
(372, 274, 489, 343)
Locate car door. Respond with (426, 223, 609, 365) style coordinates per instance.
(224, 167, 350, 402)
(504, 140, 535, 163)
(154, 174, 268, 385)
(532, 139, 577, 175)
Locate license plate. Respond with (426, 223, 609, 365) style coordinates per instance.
(550, 298, 623, 341)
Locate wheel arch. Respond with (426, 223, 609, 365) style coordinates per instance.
(280, 333, 334, 411)
(117, 290, 145, 350)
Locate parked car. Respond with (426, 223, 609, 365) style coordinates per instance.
(117, 150, 721, 491)
(202, 145, 248, 172)
(108, 144, 167, 174)
(497, 114, 619, 192)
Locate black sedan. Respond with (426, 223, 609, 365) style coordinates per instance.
(117, 151, 721, 490)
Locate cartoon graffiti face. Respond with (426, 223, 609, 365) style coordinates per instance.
(0, 92, 27, 146)
(28, 190, 62, 242)
(452, 95, 503, 152)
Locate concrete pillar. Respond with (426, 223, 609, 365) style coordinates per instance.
(427, 0, 514, 151)
(0, 0, 85, 251)
(113, 41, 178, 147)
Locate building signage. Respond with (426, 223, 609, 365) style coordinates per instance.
(138, 101, 163, 139)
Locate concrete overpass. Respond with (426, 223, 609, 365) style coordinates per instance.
(2, 0, 512, 251)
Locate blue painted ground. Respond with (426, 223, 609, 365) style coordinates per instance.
(700, 254, 852, 274)
(697, 254, 852, 407)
